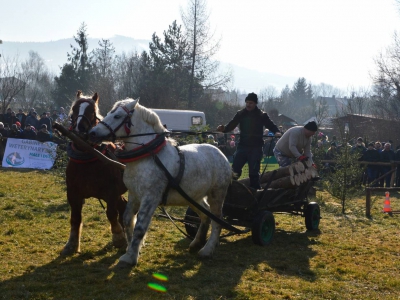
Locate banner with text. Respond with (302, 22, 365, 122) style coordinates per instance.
(2, 138, 58, 169)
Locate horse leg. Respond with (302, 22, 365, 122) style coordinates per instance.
(123, 193, 140, 247)
(189, 200, 211, 252)
(197, 189, 226, 258)
(118, 197, 158, 267)
(106, 195, 127, 249)
(61, 193, 83, 255)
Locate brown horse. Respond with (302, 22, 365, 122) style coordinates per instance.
(61, 91, 127, 255)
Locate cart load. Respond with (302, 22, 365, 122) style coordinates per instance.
(184, 160, 321, 246)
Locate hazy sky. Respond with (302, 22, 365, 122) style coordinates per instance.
(1, 0, 400, 90)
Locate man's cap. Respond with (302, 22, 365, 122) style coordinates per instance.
(41, 124, 47, 129)
(26, 123, 31, 127)
(267, 132, 274, 136)
(15, 121, 21, 126)
(357, 137, 363, 141)
(304, 121, 318, 132)
(368, 142, 374, 147)
(245, 92, 258, 104)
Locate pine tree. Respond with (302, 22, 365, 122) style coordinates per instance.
(53, 23, 93, 109)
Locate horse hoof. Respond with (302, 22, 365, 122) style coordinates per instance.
(115, 260, 133, 269)
(197, 248, 213, 259)
(112, 234, 127, 249)
(117, 253, 138, 267)
(60, 244, 79, 256)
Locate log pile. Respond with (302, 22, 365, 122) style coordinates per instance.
(238, 161, 318, 189)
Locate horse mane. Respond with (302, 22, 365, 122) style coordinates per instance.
(69, 93, 103, 120)
(113, 99, 168, 134)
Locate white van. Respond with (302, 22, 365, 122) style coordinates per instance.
(151, 109, 206, 132)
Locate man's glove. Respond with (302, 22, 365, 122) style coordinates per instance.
(297, 155, 308, 162)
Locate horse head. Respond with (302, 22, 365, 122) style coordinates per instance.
(89, 98, 167, 146)
(70, 90, 102, 140)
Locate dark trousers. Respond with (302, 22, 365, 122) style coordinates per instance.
(232, 145, 263, 190)
(366, 167, 377, 186)
(381, 166, 392, 187)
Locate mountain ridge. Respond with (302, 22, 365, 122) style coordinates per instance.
(0, 35, 297, 92)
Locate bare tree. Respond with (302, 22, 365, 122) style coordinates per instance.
(344, 87, 371, 116)
(0, 54, 27, 115)
(181, 0, 231, 108)
(371, 32, 400, 120)
(20, 51, 55, 111)
(258, 85, 278, 111)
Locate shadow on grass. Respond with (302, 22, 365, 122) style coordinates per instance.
(0, 244, 127, 299)
(0, 225, 319, 299)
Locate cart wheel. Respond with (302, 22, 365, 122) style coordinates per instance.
(184, 207, 200, 238)
(305, 202, 320, 230)
(252, 211, 275, 246)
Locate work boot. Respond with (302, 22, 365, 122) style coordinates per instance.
(232, 172, 240, 180)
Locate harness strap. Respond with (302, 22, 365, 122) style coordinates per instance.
(152, 153, 244, 234)
(161, 146, 185, 205)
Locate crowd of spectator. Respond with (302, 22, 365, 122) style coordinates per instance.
(315, 132, 400, 188)
(0, 107, 69, 159)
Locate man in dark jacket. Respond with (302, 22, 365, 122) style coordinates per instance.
(361, 142, 380, 185)
(380, 142, 395, 187)
(38, 112, 52, 133)
(21, 124, 37, 140)
(217, 92, 281, 189)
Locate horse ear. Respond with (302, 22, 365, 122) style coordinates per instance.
(92, 92, 99, 103)
(76, 90, 82, 99)
(132, 98, 139, 108)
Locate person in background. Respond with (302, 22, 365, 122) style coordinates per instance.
(21, 123, 37, 140)
(225, 137, 236, 163)
(207, 134, 218, 146)
(16, 109, 27, 128)
(59, 107, 67, 121)
(361, 142, 381, 186)
(0, 122, 8, 138)
(8, 124, 22, 138)
(379, 142, 395, 187)
(274, 121, 318, 167)
(3, 108, 12, 127)
(51, 110, 59, 123)
(395, 145, 400, 187)
(37, 124, 52, 142)
(38, 112, 52, 133)
(25, 111, 39, 130)
(263, 132, 276, 157)
(217, 92, 281, 189)
(324, 142, 338, 172)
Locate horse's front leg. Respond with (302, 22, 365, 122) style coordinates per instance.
(123, 193, 140, 247)
(118, 197, 158, 267)
(61, 191, 83, 255)
(105, 195, 127, 249)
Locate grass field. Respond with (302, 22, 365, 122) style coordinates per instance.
(1, 168, 400, 299)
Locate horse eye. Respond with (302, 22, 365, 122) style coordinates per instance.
(114, 115, 122, 119)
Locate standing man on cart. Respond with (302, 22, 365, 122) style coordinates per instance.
(273, 121, 318, 167)
(216, 92, 281, 190)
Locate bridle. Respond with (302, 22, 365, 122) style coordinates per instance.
(99, 104, 135, 142)
(71, 99, 101, 138)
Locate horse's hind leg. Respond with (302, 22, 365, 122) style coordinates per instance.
(118, 197, 157, 267)
(61, 192, 83, 255)
(198, 188, 226, 258)
(106, 195, 127, 249)
(189, 200, 211, 252)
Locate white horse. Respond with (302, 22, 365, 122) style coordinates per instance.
(89, 98, 232, 267)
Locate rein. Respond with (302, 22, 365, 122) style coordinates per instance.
(152, 153, 244, 234)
